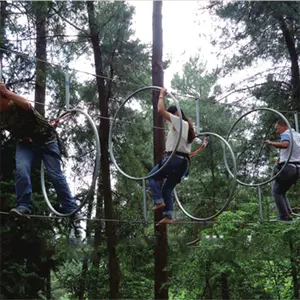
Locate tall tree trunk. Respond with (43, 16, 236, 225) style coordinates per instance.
(0, 1, 7, 81)
(86, 2, 120, 299)
(34, 2, 48, 116)
(220, 272, 230, 299)
(277, 15, 300, 111)
(152, 2, 168, 299)
(32, 3, 50, 298)
(289, 240, 300, 299)
(77, 197, 95, 300)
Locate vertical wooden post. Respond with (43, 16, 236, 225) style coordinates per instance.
(152, 2, 168, 299)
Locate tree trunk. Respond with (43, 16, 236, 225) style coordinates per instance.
(78, 197, 95, 299)
(277, 15, 300, 111)
(87, 2, 120, 299)
(220, 272, 230, 299)
(0, 1, 7, 80)
(34, 2, 48, 116)
(152, 2, 168, 299)
(289, 240, 300, 299)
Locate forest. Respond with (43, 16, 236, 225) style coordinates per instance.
(0, 1, 299, 299)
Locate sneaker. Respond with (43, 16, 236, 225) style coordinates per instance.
(274, 216, 293, 222)
(10, 207, 30, 219)
(156, 216, 173, 226)
(153, 203, 166, 211)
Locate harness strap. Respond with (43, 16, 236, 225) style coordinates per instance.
(166, 151, 190, 159)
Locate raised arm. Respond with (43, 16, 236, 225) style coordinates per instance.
(0, 83, 31, 111)
(157, 88, 171, 122)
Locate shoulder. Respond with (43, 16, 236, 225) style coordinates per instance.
(280, 129, 291, 141)
(169, 113, 188, 127)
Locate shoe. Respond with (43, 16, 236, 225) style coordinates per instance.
(10, 207, 30, 219)
(275, 216, 293, 222)
(156, 216, 173, 226)
(153, 203, 166, 211)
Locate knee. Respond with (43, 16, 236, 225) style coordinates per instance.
(47, 170, 65, 183)
(15, 163, 31, 179)
(162, 187, 173, 198)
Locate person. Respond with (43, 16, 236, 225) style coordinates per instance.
(265, 120, 300, 222)
(0, 83, 80, 219)
(148, 88, 195, 225)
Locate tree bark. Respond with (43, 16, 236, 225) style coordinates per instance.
(152, 2, 168, 299)
(289, 240, 300, 299)
(86, 2, 120, 299)
(0, 1, 7, 81)
(220, 272, 230, 299)
(34, 2, 48, 116)
(277, 15, 300, 111)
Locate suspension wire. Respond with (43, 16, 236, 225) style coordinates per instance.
(1, 211, 296, 225)
(1, 47, 300, 114)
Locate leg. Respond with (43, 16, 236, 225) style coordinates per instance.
(272, 165, 297, 217)
(148, 161, 167, 206)
(161, 176, 178, 218)
(41, 140, 77, 213)
(14, 142, 36, 213)
(283, 195, 293, 215)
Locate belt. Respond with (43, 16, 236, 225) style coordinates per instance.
(279, 161, 300, 166)
(166, 151, 189, 159)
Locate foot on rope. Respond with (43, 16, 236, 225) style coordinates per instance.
(156, 216, 173, 226)
(9, 207, 30, 219)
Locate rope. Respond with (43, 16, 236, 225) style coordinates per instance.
(1, 47, 299, 114)
(1, 211, 298, 225)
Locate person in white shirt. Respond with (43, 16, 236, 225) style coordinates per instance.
(148, 88, 195, 225)
(265, 120, 300, 221)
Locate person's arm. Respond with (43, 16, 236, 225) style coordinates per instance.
(265, 140, 289, 149)
(157, 88, 171, 122)
(0, 83, 31, 111)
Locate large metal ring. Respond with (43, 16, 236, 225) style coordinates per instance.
(174, 132, 237, 221)
(41, 108, 101, 217)
(226, 108, 293, 187)
(109, 86, 182, 181)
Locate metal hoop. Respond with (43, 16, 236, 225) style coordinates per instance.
(41, 108, 101, 217)
(109, 85, 182, 181)
(174, 132, 237, 221)
(225, 108, 293, 187)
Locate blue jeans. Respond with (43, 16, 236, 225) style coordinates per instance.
(15, 139, 77, 213)
(148, 155, 188, 218)
(272, 164, 299, 217)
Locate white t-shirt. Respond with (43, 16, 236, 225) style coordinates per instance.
(165, 113, 191, 154)
(279, 129, 300, 164)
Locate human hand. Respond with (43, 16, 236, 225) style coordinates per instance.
(264, 140, 272, 145)
(159, 87, 167, 97)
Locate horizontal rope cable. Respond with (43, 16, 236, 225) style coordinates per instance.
(0, 211, 298, 225)
(1, 47, 299, 114)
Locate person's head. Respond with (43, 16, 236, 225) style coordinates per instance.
(167, 106, 196, 143)
(275, 120, 288, 134)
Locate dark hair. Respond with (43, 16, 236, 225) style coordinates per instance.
(276, 120, 287, 127)
(167, 106, 196, 143)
